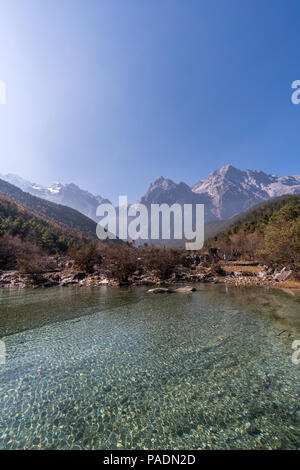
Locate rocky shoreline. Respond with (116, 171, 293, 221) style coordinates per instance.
(0, 264, 299, 290)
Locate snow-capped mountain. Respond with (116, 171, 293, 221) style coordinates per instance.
(192, 164, 300, 219)
(139, 165, 300, 221)
(0, 173, 110, 221)
(1, 165, 300, 224)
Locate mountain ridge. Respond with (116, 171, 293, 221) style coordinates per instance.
(0, 178, 98, 240)
(2, 165, 300, 223)
(0, 173, 111, 222)
(192, 164, 300, 219)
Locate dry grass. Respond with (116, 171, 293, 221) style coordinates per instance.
(221, 264, 261, 274)
(276, 280, 300, 289)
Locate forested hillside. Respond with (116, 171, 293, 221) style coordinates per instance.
(208, 195, 300, 267)
(0, 179, 122, 271)
(0, 194, 84, 253)
(0, 178, 97, 239)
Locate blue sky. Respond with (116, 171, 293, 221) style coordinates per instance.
(0, 0, 299, 203)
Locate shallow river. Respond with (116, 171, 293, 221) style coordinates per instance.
(0, 285, 299, 449)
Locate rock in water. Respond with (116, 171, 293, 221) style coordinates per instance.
(175, 286, 197, 292)
(147, 287, 172, 294)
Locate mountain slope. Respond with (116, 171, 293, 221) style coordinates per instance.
(140, 176, 217, 221)
(0, 193, 82, 253)
(209, 194, 300, 240)
(140, 167, 300, 223)
(206, 194, 300, 267)
(192, 164, 300, 219)
(0, 178, 98, 240)
(0, 174, 110, 221)
(205, 194, 300, 241)
(3, 165, 300, 227)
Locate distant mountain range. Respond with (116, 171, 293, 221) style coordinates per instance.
(0, 178, 98, 241)
(192, 164, 300, 219)
(141, 165, 300, 221)
(0, 177, 122, 259)
(1, 165, 300, 224)
(0, 174, 111, 222)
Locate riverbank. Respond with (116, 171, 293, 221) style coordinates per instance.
(1, 262, 299, 291)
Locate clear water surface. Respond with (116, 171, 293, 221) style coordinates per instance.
(0, 284, 299, 450)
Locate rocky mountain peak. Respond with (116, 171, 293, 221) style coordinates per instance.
(140, 176, 201, 206)
(2, 165, 300, 224)
(148, 176, 178, 191)
(192, 166, 300, 219)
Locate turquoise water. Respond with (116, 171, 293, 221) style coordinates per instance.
(0, 285, 299, 449)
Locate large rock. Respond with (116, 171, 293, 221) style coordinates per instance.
(175, 286, 197, 292)
(273, 268, 293, 282)
(60, 277, 78, 286)
(147, 287, 172, 294)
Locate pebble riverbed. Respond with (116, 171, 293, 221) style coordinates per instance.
(0, 285, 299, 449)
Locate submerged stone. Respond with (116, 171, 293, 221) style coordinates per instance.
(147, 287, 172, 294)
(175, 286, 196, 292)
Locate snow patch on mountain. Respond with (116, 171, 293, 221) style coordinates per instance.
(2, 165, 300, 223)
(192, 165, 300, 219)
(0, 173, 110, 221)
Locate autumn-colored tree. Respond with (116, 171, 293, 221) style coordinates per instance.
(69, 241, 102, 273)
(141, 245, 185, 280)
(103, 243, 139, 283)
(261, 204, 300, 267)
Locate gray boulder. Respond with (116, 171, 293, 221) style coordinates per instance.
(273, 268, 293, 282)
(175, 286, 197, 292)
(147, 287, 172, 294)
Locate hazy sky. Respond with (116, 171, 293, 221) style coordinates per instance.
(0, 0, 299, 203)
